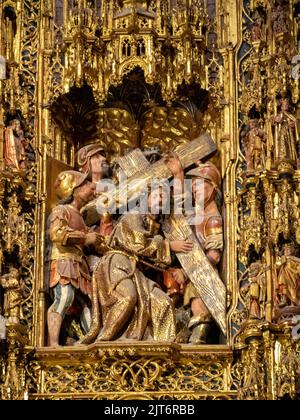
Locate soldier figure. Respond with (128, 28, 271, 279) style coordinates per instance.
(172, 162, 224, 344)
(47, 170, 102, 347)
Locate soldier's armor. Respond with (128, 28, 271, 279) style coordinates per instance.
(48, 205, 92, 296)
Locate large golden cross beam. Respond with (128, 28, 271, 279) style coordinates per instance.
(163, 214, 227, 336)
(83, 133, 216, 225)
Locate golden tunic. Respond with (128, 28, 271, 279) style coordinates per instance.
(277, 255, 300, 306)
(80, 213, 176, 344)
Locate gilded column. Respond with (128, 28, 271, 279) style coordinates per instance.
(33, 0, 52, 347)
(217, 0, 240, 343)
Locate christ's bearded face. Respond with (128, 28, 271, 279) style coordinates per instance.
(148, 186, 168, 215)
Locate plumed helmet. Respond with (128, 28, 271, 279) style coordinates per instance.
(187, 161, 222, 190)
(54, 171, 90, 200)
(77, 144, 106, 171)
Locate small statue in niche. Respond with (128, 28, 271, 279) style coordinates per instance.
(0, 267, 25, 324)
(251, 10, 264, 42)
(276, 243, 300, 309)
(242, 118, 266, 173)
(271, 98, 299, 167)
(272, 1, 289, 34)
(4, 119, 26, 172)
(241, 262, 267, 320)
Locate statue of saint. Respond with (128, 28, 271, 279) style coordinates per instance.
(47, 170, 103, 347)
(241, 262, 267, 320)
(272, 2, 289, 34)
(276, 243, 300, 309)
(242, 119, 266, 173)
(179, 161, 224, 344)
(4, 119, 26, 171)
(251, 11, 264, 42)
(271, 98, 299, 167)
(0, 267, 24, 324)
(79, 156, 194, 344)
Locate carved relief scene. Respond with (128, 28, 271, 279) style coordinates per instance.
(45, 67, 226, 348)
(0, 0, 300, 401)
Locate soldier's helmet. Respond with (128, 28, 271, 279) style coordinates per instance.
(54, 171, 90, 200)
(187, 161, 222, 191)
(77, 144, 106, 172)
